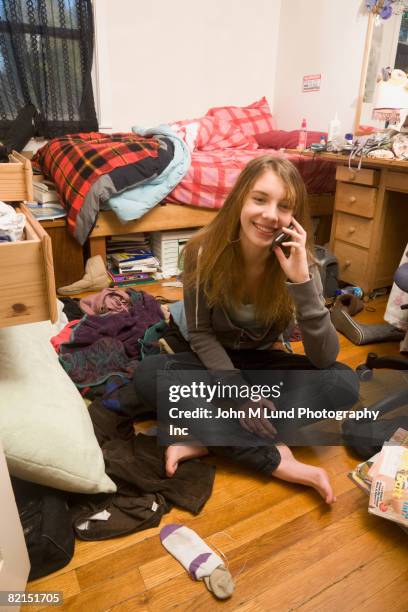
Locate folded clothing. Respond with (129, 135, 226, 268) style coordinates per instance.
(0, 200, 25, 241)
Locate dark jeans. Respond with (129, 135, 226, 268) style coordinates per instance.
(133, 350, 359, 476)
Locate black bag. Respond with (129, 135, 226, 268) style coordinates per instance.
(11, 478, 75, 581)
(315, 245, 339, 298)
(342, 415, 408, 460)
(0, 104, 37, 162)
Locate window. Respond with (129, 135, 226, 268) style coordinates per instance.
(0, 0, 98, 139)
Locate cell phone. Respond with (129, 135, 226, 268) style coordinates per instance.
(271, 223, 295, 249)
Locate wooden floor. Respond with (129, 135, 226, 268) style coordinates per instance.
(26, 295, 408, 612)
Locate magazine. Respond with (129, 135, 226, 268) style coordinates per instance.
(368, 445, 408, 528)
(349, 428, 408, 531)
(27, 202, 66, 220)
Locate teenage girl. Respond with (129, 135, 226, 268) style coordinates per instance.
(134, 156, 358, 504)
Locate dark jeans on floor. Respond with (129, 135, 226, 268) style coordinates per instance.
(133, 349, 359, 476)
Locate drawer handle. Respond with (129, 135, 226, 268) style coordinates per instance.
(349, 196, 356, 204)
(349, 172, 356, 181)
(344, 260, 351, 268)
(348, 226, 356, 234)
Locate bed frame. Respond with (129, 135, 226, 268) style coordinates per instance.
(2, 154, 334, 265)
(88, 194, 334, 261)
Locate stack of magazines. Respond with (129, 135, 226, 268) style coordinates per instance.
(107, 233, 159, 287)
(349, 427, 408, 532)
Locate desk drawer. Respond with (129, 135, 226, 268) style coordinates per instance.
(335, 183, 376, 218)
(0, 205, 57, 328)
(336, 166, 378, 186)
(332, 241, 369, 286)
(384, 171, 408, 192)
(334, 212, 373, 248)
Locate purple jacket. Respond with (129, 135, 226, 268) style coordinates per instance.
(61, 291, 163, 359)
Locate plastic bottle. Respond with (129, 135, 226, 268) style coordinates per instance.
(345, 133, 354, 146)
(328, 112, 341, 143)
(297, 118, 307, 151)
(344, 134, 354, 151)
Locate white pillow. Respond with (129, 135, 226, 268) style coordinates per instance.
(0, 320, 116, 494)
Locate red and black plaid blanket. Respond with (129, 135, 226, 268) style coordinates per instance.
(33, 132, 161, 242)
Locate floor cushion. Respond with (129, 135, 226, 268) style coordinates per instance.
(0, 320, 116, 494)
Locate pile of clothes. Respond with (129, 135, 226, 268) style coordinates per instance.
(54, 287, 189, 396)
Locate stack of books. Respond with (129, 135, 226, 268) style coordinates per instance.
(33, 180, 60, 204)
(107, 233, 159, 287)
(349, 427, 408, 532)
(150, 229, 196, 277)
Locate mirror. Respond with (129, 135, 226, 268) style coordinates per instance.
(355, 10, 408, 132)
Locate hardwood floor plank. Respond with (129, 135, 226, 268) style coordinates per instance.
(76, 534, 164, 591)
(54, 568, 145, 611)
(222, 521, 404, 612)
(296, 542, 408, 612)
(24, 571, 80, 612)
(107, 594, 151, 611)
(349, 570, 408, 612)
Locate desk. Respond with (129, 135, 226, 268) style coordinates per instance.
(297, 152, 408, 295)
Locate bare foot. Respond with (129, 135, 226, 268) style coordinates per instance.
(272, 444, 336, 504)
(165, 444, 209, 477)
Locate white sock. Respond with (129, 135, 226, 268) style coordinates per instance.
(160, 524, 234, 599)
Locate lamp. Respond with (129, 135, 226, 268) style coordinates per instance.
(372, 68, 408, 126)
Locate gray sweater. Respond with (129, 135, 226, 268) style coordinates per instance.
(183, 263, 339, 372)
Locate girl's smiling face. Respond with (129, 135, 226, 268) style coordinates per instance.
(239, 169, 294, 252)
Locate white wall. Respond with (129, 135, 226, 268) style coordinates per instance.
(273, 0, 368, 133)
(97, 0, 282, 131)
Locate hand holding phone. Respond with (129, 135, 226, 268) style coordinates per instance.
(272, 219, 310, 284)
(271, 223, 295, 249)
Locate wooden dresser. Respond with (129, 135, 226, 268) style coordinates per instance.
(328, 159, 408, 295)
(0, 152, 57, 327)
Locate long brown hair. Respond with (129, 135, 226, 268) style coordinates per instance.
(183, 155, 314, 328)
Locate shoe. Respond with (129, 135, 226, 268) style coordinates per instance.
(57, 255, 111, 295)
(330, 293, 404, 345)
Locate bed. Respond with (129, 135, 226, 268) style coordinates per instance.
(32, 98, 337, 260)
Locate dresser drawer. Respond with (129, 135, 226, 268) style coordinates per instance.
(334, 212, 373, 248)
(336, 166, 379, 186)
(335, 182, 376, 218)
(333, 241, 369, 286)
(0, 205, 57, 327)
(0, 151, 33, 201)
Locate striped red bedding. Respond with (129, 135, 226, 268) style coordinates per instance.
(167, 148, 336, 210)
